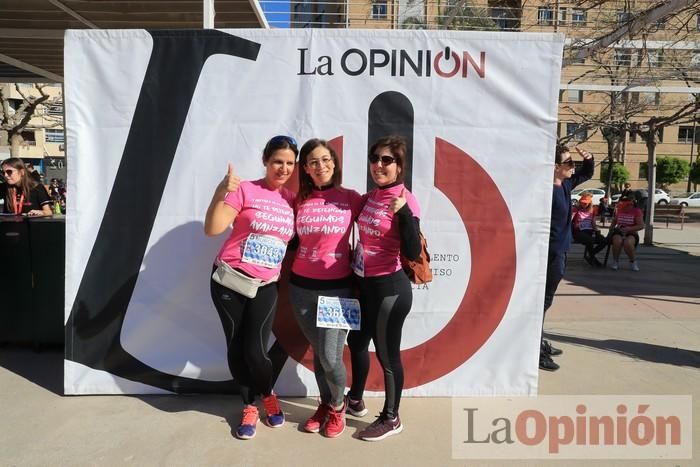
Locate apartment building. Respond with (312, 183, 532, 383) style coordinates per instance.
(286, 0, 700, 192)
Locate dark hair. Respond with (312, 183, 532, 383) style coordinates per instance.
(296, 138, 342, 203)
(555, 145, 570, 164)
(368, 135, 407, 182)
(262, 135, 298, 163)
(2, 157, 37, 212)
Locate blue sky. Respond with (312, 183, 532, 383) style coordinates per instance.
(261, 0, 291, 28)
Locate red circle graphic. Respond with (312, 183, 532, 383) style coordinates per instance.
(273, 137, 517, 389)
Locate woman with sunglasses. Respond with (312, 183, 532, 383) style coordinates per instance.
(1, 158, 52, 216)
(204, 135, 297, 440)
(288, 138, 363, 438)
(347, 135, 422, 441)
(540, 145, 593, 372)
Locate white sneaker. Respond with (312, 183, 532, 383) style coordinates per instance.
(610, 261, 619, 271)
(631, 261, 639, 272)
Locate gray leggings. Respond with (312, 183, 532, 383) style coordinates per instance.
(289, 284, 351, 407)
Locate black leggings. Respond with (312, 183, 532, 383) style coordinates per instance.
(347, 270, 413, 419)
(210, 276, 278, 405)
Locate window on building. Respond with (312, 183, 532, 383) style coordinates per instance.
(566, 123, 587, 142)
(629, 92, 640, 105)
(648, 49, 663, 68)
(613, 92, 628, 105)
(617, 10, 632, 25)
(568, 49, 585, 64)
(678, 126, 699, 144)
(629, 131, 637, 143)
(537, 6, 554, 26)
(641, 92, 660, 106)
(571, 8, 586, 26)
(697, 13, 700, 30)
(558, 7, 567, 25)
(614, 49, 633, 66)
(567, 90, 583, 103)
(19, 131, 36, 145)
(654, 17, 666, 30)
(46, 104, 63, 117)
(45, 129, 65, 143)
(371, 1, 387, 19)
(639, 162, 648, 179)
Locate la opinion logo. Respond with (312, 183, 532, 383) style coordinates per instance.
(298, 47, 487, 79)
(65, 31, 514, 394)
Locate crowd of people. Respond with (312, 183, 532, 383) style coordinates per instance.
(0, 158, 66, 216)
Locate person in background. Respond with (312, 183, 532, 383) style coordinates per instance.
(608, 194, 644, 272)
(289, 138, 363, 438)
(24, 162, 42, 183)
(620, 182, 632, 199)
(204, 135, 297, 440)
(572, 192, 607, 267)
(347, 135, 421, 441)
(540, 145, 593, 372)
(1, 157, 52, 216)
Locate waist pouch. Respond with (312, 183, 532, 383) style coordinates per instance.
(212, 259, 277, 298)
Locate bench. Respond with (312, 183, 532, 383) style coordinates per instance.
(653, 204, 688, 229)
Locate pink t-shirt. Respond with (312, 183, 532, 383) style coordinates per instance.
(355, 183, 420, 278)
(292, 187, 363, 280)
(616, 207, 643, 228)
(572, 207, 595, 231)
(216, 179, 295, 281)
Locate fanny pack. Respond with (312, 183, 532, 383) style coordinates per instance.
(212, 259, 278, 298)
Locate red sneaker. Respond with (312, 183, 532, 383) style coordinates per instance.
(323, 403, 346, 438)
(303, 403, 330, 433)
(261, 393, 285, 427)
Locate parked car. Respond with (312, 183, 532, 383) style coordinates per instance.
(571, 188, 606, 206)
(670, 192, 700, 207)
(611, 188, 670, 204)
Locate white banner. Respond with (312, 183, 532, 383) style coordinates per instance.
(63, 29, 564, 395)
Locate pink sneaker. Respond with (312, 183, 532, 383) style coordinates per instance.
(261, 393, 285, 428)
(303, 404, 330, 433)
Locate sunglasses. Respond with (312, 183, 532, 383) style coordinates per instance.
(268, 135, 297, 147)
(3, 169, 16, 176)
(559, 159, 575, 167)
(368, 154, 396, 165)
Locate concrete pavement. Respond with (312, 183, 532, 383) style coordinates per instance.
(1, 221, 698, 466)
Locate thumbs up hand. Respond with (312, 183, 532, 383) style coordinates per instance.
(217, 163, 241, 195)
(390, 187, 407, 213)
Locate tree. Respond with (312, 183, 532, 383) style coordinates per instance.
(689, 161, 700, 191)
(0, 84, 62, 158)
(600, 162, 629, 193)
(655, 156, 690, 188)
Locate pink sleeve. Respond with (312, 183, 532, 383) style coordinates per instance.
(223, 184, 245, 211)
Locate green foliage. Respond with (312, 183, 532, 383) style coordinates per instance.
(689, 161, 700, 189)
(655, 156, 690, 188)
(600, 162, 629, 192)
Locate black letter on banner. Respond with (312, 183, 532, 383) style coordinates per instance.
(367, 91, 414, 191)
(65, 30, 260, 393)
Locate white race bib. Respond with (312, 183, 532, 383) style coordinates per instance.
(316, 296, 361, 331)
(241, 233, 287, 269)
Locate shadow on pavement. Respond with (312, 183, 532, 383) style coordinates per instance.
(564, 243, 700, 300)
(544, 332, 700, 368)
(0, 346, 63, 396)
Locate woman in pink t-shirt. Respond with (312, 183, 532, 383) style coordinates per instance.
(288, 138, 363, 438)
(609, 195, 644, 271)
(571, 192, 607, 267)
(204, 135, 297, 440)
(347, 136, 422, 442)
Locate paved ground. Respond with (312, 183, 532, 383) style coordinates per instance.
(1, 221, 698, 466)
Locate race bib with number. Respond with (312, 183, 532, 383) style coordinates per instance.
(316, 296, 361, 330)
(241, 233, 287, 269)
(351, 242, 365, 277)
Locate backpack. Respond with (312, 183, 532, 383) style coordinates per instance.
(401, 232, 433, 284)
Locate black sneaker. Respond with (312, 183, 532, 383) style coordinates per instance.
(542, 339, 563, 356)
(359, 413, 403, 441)
(345, 396, 368, 417)
(539, 353, 560, 371)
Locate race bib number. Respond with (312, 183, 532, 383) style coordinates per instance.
(316, 296, 361, 331)
(242, 233, 287, 268)
(351, 242, 365, 277)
